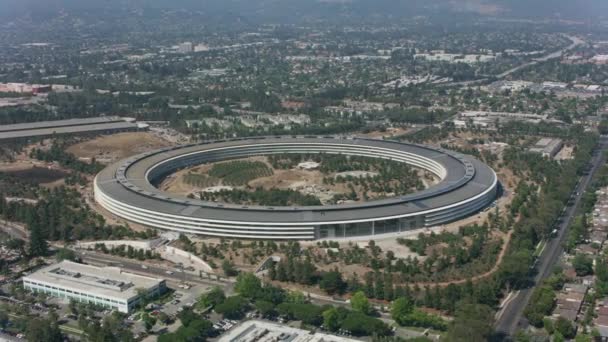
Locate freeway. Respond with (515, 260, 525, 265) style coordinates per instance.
(495, 136, 608, 337)
(438, 35, 585, 88)
(496, 35, 585, 79)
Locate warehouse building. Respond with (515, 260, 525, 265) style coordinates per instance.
(22, 261, 166, 313)
(0, 116, 146, 142)
(529, 138, 563, 159)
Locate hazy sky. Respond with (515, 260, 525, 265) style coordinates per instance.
(0, 0, 606, 20)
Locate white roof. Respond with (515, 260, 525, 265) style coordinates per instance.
(219, 320, 362, 342)
(23, 260, 163, 301)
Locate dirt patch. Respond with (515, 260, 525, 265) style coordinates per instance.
(555, 144, 575, 161)
(66, 132, 172, 164)
(249, 168, 325, 189)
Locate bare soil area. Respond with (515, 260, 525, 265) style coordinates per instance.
(66, 132, 172, 164)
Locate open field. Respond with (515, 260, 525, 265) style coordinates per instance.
(66, 132, 172, 164)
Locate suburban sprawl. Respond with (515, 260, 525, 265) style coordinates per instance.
(2, 2, 608, 342)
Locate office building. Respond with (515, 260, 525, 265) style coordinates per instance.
(22, 261, 166, 313)
(529, 138, 564, 159)
(178, 42, 194, 53)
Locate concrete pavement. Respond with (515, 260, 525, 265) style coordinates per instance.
(75, 250, 234, 292)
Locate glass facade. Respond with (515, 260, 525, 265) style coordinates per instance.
(317, 216, 426, 239)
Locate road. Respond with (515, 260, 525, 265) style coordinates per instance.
(496, 35, 585, 79)
(75, 250, 234, 293)
(0, 220, 28, 240)
(438, 35, 584, 88)
(495, 136, 608, 337)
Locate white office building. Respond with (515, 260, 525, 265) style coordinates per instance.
(22, 261, 166, 313)
(220, 320, 362, 342)
(178, 42, 194, 53)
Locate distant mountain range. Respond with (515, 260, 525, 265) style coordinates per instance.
(0, 0, 606, 22)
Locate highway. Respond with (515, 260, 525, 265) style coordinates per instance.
(438, 35, 584, 88)
(495, 136, 608, 337)
(496, 35, 585, 79)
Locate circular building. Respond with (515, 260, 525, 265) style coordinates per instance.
(94, 136, 498, 240)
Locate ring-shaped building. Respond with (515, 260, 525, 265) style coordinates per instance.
(94, 136, 498, 240)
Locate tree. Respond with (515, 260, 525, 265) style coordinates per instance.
(235, 272, 262, 298)
(255, 300, 275, 318)
(257, 284, 285, 305)
(159, 316, 214, 342)
(524, 285, 556, 327)
(575, 334, 593, 342)
(498, 250, 532, 289)
(5, 238, 25, 255)
(215, 296, 249, 319)
(573, 254, 593, 276)
(276, 303, 324, 326)
(322, 307, 340, 332)
(391, 297, 414, 325)
(340, 311, 390, 336)
(0, 310, 8, 329)
(319, 270, 346, 295)
(222, 260, 238, 277)
(599, 120, 608, 135)
(286, 291, 307, 304)
(55, 247, 77, 262)
(178, 307, 199, 326)
(198, 286, 226, 309)
(25, 317, 63, 342)
(157, 312, 171, 325)
(350, 291, 372, 315)
(28, 222, 48, 257)
(142, 312, 157, 332)
(555, 316, 576, 339)
(445, 302, 493, 341)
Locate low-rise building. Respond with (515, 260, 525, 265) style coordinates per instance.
(219, 320, 362, 342)
(0, 116, 144, 142)
(0, 82, 52, 94)
(529, 138, 564, 159)
(22, 260, 166, 313)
